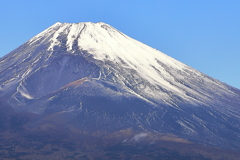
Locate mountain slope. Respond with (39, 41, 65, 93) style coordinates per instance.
(0, 22, 240, 154)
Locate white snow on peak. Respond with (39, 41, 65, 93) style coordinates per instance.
(35, 22, 188, 94)
(48, 24, 69, 51)
(68, 22, 186, 92)
(66, 23, 85, 51)
(27, 22, 62, 45)
(26, 22, 231, 104)
(54, 22, 62, 26)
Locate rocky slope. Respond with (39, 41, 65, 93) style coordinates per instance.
(0, 22, 240, 158)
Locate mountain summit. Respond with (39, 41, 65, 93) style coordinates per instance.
(1, 22, 240, 159)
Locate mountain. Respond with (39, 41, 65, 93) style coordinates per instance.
(1, 22, 240, 159)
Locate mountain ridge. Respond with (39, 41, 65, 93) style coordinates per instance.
(0, 22, 240, 158)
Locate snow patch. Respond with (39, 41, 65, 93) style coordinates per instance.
(131, 133, 148, 141)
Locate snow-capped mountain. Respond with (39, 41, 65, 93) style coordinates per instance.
(1, 22, 240, 152)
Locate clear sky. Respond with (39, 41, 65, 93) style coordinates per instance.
(1, 0, 240, 89)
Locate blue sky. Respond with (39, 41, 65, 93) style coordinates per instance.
(1, 0, 240, 89)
